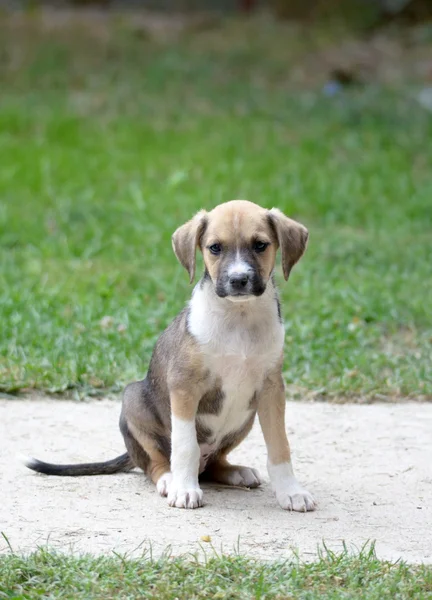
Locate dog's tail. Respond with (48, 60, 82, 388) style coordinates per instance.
(21, 452, 134, 476)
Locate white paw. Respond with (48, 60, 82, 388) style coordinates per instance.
(167, 482, 203, 509)
(156, 472, 173, 497)
(224, 467, 261, 488)
(276, 483, 316, 512)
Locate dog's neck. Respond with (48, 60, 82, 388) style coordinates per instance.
(188, 273, 280, 335)
(188, 274, 284, 353)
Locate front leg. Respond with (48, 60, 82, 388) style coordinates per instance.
(257, 372, 315, 512)
(168, 389, 203, 509)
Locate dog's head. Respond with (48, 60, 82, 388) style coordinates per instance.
(172, 200, 308, 300)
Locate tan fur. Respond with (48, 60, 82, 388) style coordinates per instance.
(127, 422, 170, 484)
(172, 200, 307, 285)
(257, 366, 291, 466)
(166, 335, 207, 393)
(26, 199, 314, 511)
(268, 208, 309, 281)
(168, 201, 306, 476)
(172, 210, 207, 283)
(170, 389, 201, 421)
(201, 201, 277, 284)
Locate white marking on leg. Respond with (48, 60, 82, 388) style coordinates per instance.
(268, 461, 316, 512)
(168, 416, 203, 509)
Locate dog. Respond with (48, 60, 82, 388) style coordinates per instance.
(24, 200, 315, 512)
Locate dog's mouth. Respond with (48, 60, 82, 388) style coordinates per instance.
(224, 294, 259, 303)
(215, 283, 266, 300)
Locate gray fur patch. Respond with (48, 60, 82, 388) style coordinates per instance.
(197, 387, 225, 416)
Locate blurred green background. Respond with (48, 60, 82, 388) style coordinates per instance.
(0, 3, 431, 400)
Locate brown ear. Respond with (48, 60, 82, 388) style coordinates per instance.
(268, 208, 309, 280)
(172, 210, 207, 283)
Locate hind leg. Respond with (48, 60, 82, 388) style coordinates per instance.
(203, 456, 261, 488)
(202, 413, 261, 488)
(122, 417, 172, 495)
(121, 381, 171, 496)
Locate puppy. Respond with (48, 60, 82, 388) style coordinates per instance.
(24, 200, 315, 512)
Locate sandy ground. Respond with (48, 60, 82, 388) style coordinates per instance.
(1, 399, 431, 563)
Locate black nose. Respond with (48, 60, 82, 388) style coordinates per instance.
(229, 273, 249, 290)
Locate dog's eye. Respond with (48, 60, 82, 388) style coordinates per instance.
(253, 241, 269, 253)
(209, 243, 222, 255)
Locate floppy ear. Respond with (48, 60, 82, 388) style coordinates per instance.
(172, 210, 208, 283)
(268, 208, 309, 281)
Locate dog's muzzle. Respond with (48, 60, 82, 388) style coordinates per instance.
(228, 272, 250, 294)
(216, 263, 266, 299)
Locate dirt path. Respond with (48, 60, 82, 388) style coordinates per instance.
(1, 399, 431, 563)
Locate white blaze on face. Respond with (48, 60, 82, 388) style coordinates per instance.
(224, 211, 251, 279)
(227, 250, 252, 278)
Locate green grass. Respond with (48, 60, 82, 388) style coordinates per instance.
(1, 544, 431, 599)
(0, 13, 431, 399)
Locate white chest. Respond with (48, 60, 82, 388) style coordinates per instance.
(188, 282, 284, 454)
